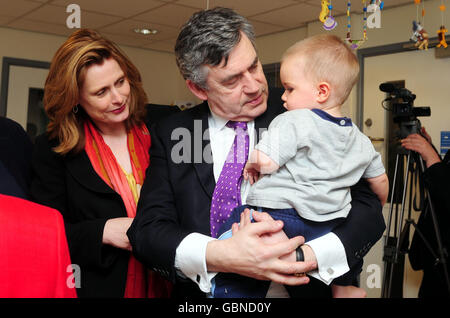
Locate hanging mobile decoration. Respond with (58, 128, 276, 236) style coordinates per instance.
(437, 0, 448, 48)
(345, 0, 368, 49)
(319, 0, 330, 23)
(323, 1, 338, 30)
(411, 0, 429, 50)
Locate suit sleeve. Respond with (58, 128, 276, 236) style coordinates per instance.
(332, 179, 386, 269)
(127, 123, 191, 283)
(30, 135, 114, 269)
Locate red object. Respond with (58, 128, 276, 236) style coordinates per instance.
(0, 194, 77, 298)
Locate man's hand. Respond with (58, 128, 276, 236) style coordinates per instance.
(206, 209, 317, 285)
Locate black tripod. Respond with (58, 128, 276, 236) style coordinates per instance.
(381, 145, 450, 298)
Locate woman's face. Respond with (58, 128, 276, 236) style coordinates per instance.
(79, 57, 130, 133)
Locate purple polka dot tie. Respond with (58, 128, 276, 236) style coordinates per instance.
(210, 121, 249, 238)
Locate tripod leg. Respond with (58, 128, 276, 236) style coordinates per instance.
(394, 152, 411, 262)
(382, 153, 401, 298)
(382, 153, 407, 298)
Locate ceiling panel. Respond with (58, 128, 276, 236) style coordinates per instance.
(0, 0, 416, 53)
(248, 19, 287, 37)
(23, 4, 123, 29)
(0, 0, 44, 18)
(7, 18, 73, 37)
(99, 19, 179, 42)
(102, 32, 158, 48)
(0, 15, 16, 25)
(51, 0, 167, 18)
(132, 3, 201, 28)
(140, 39, 176, 52)
(208, 0, 300, 17)
(251, 3, 321, 28)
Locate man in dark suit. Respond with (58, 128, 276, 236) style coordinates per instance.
(0, 116, 33, 199)
(128, 7, 385, 297)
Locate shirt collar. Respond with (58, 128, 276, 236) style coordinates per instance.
(208, 107, 229, 131)
(311, 108, 353, 127)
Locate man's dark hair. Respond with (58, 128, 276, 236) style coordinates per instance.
(175, 7, 256, 89)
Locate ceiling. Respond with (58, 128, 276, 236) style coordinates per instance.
(1, 0, 414, 53)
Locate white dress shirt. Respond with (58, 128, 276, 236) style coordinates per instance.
(174, 107, 350, 295)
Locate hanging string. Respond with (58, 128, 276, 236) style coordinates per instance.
(345, 0, 368, 49)
(347, 0, 351, 38)
(206, 0, 209, 10)
(363, 0, 368, 41)
(416, 0, 420, 22)
(422, 0, 426, 27)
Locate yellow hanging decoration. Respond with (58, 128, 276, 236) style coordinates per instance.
(437, 0, 448, 48)
(319, 0, 330, 22)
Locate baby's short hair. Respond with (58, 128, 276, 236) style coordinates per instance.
(282, 34, 359, 105)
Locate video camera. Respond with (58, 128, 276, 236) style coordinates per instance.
(379, 82, 430, 138)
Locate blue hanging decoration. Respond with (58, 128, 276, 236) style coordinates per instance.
(345, 0, 368, 49)
(323, 1, 338, 30)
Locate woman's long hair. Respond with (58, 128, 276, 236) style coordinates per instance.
(44, 29, 148, 155)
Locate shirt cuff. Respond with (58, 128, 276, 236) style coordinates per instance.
(174, 232, 218, 293)
(305, 232, 349, 285)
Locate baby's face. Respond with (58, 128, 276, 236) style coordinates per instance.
(280, 56, 319, 111)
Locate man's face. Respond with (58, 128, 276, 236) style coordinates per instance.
(203, 32, 268, 122)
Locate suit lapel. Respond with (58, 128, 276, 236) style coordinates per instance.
(188, 102, 215, 199)
(65, 151, 116, 195)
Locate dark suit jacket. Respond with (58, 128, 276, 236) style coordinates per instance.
(31, 134, 130, 298)
(128, 88, 386, 297)
(0, 117, 33, 199)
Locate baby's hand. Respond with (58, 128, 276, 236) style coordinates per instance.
(244, 165, 260, 185)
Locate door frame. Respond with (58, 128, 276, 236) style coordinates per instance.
(0, 57, 50, 117)
(355, 35, 445, 129)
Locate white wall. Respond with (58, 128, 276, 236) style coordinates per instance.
(0, 27, 193, 116)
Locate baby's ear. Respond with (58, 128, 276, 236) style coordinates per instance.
(317, 82, 331, 103)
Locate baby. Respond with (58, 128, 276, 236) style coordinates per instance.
(213, 34, 388, 298)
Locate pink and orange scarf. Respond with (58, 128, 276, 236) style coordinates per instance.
(84, 120, 171, 298)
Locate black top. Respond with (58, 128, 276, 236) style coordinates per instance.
(409, 150, 450, 298)
(0, 116, 33, 199)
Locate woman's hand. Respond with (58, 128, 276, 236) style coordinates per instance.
(103, 217, 134, 251)
(400, 131, 441, 168)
